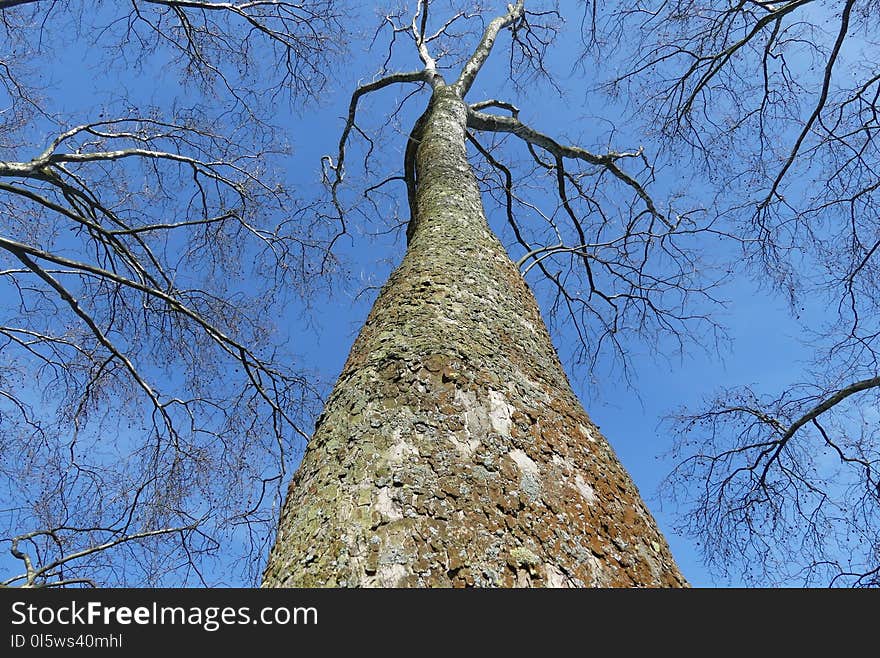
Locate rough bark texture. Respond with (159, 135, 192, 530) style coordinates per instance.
(262, 86, 688, 587)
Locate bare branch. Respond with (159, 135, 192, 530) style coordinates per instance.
(5, 525, 198, 587)
(467, 107, 670, 227)
(759, 0, 857, 208)
(452, 0, 524, 97)
(322, 70, 429, 250)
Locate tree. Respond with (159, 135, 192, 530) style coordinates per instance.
(583, 0, 880, 585)
(16, 0, 863, 589)
(262, 1, 692, 587)
(0, 0, 343, 587)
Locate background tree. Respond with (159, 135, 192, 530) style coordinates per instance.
(0, 0, 343, 587)
(582, 0, 880, 586)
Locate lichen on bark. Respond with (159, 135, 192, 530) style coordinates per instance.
(262, 84, 687, 588)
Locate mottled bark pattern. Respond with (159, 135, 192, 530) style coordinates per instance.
(263, 86, 687, 587)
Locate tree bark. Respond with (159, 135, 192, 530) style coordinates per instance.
(262, 85, 688, 587)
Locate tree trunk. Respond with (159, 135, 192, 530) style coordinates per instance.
(262, 85, 688, 587)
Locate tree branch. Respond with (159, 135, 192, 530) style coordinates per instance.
(467, 107, 670, 227)
(452, 0, 524, 98)
(773, 375, 880, 451)
(0, 234, 309, 441)
(322, 70, 429, 250)
(759, 0, 857, 208)
(5, 525, 197, 587)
